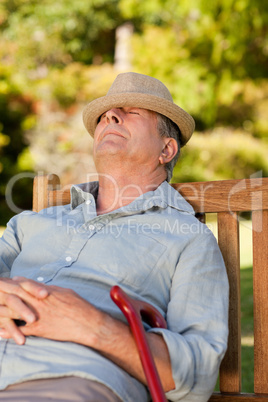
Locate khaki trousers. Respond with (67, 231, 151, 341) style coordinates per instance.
(0, 376, 122, 401)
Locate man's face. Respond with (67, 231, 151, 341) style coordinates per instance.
(93, 107, 166, 169)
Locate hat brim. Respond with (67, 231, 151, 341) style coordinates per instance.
(82, 93, 195, 146)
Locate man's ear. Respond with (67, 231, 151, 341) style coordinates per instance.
(159, 138, 178, 165)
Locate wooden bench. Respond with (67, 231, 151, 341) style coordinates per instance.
(33, 174, 268, 401)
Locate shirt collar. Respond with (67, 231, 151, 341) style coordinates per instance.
(70, 180, 194, 215)
(70, 181, 99, 210)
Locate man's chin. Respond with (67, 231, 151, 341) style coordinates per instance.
(94, 143, 127, 161)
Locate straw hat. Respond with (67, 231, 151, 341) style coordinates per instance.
(83, 72, 195, 146)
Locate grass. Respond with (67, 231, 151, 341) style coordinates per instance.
(240, 266, 254, 393)
(236, 219, 254, 392)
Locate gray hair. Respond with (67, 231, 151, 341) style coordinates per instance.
(157, 113, 182, 182)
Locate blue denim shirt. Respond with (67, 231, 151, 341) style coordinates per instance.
(0, 181, 229, 401)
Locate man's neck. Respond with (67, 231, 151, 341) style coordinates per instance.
(96, 170, 166, 215)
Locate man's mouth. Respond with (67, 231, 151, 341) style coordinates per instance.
(102, 130, 126, 140)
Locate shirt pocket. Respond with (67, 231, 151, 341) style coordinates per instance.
(86, 226, 167, 288)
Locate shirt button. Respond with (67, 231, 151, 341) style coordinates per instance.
(37, 276, 44, 282)
(85, 200, 91, 205)
(88, 225, 95, 230)
(65, 256, 72, 262)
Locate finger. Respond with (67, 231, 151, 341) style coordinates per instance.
(0, 278, 20, 296)
(0, 320, 26, 345)
(2, 293, 36, 324)
(0, 305, 21, 319)
(0, 278, 36, 301)
(0, 328, 12, 339)
(12, 277, 49, 299)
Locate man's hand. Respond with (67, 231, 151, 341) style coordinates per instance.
(17, 283, 104, 345)
(0, 277, 175, 391)
(0, 277, 103, 346)
(0, 277, 48, 344)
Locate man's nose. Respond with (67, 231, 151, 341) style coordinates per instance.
(105, 109, 122, 124)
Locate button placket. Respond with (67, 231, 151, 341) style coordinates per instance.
(36, 230, 91, 282)
(82, 196, 97, 222)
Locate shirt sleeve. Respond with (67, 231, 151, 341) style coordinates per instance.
(148, 230, 229, 401)
(0, 213, 27, 277)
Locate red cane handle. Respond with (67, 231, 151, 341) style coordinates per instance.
(110, 285, 168, 402)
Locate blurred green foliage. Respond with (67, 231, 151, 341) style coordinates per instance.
(172, 129, 268, 183)
(0, 0, 267, 225)
(127, 0, 268, 133)
(0, 60, 36, 223)
(0, 0, 123, 66)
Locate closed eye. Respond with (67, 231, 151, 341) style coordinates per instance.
(128, 111, 140, 115)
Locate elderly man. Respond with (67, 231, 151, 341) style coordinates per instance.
(0, 73, 228, 401)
